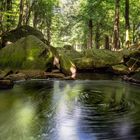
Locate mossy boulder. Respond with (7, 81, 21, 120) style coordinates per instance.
(59, 53, 76, 77)
(0, 35, 77, 77)
(0, 35, 53, 70)
(112, 64, 130, 74)
(1, 25, 45, 47)
(70, 49, 124, 70)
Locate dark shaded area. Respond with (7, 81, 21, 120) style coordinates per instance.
(0, 25, 46, 48)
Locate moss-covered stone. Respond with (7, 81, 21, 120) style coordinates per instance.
(112, 64, 130, 74)
(0, 35, 53, 70)
(0, 35, 77, 77)
(69, 49, 124, 70)
(59, 53, 76, 76)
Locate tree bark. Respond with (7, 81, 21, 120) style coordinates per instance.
(125, 0, 130, 48)
(6, 0, 12, 31)
(104, 35, 110, 50)
(17, 0, 24, 27)
(95, 24, 100, 49)
(113, 0, 120, 50)
(87, 19, 93, 48)
(47, 22, 51, 46)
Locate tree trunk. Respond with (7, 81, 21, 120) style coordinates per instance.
(33, 11, 38, 28)
(87, 19, 93, 48)
(25, 0, 35, 25)
(17, 0, 24, 27)
(125, 0, 130, 48)
(6, 0, 12, 31)
(0, 0, 5, 34)
(47, 22, 51, 46)
(113, 0, 120, 50)
(104, 35, 110, 50)
(132, 23, 136, 44)
(95, 24, 100, 49)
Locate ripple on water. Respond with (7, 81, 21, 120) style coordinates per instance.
(0, 79, 140, 140)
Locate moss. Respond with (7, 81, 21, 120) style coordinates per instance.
(0, 35, 53, 70)
(112, 64, 129, 74)
(59, 53, 76, 75)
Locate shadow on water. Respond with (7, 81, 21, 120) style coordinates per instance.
(0, 77, 140, 140)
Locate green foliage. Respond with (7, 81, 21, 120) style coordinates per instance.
(0, 0, 140, 49)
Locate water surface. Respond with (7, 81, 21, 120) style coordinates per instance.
(0, 78, 140, 140)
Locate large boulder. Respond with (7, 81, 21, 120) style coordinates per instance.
(0, 35, 77, 78)
(1, 25, 45, 48)
(112, 64, 130, 75)
(0, 35, 53, 70)
(66, 49, 124, 71)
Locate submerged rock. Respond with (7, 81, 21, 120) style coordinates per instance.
(0, 80, 14, 89)
(123, 72, 140, 84)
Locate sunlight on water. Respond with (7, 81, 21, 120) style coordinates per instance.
(0, 79, 140, 140)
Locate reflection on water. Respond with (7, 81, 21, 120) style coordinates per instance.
(0, 79, 140, 140)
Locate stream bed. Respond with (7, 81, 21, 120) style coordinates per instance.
(0, 75, 140, 140)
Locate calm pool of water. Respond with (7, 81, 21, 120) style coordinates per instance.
(0, 78, 140, 140)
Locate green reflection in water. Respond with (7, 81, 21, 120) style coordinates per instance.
(0, 80, 139, 140)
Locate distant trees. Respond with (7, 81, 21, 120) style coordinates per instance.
(0, 0, 140, 49)
(125, 0, 130, 48)
(113, 0, 120, 50)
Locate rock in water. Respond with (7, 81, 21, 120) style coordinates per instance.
(0, 80, 14, 89)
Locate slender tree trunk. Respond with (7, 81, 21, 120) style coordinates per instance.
(33, 11, 38, 28)
(113, 0, 120, 50)
(6, 0, 12, 31)
(132, 23, 136, 44)
(87, 19, 93, 48)
(0, 0, 4, 34)
(25, 0, 35, 25)
(47, 22, 51, 46)
(17, 0, 24, 27)
(104, 35, 110, 50)
(125, 0, 130, 48)
(95, 24, 100, 49)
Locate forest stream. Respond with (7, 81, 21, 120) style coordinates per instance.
(0, 74, 140, 140)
